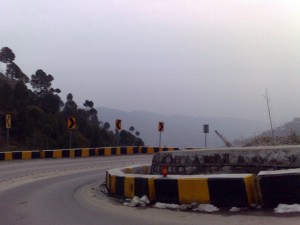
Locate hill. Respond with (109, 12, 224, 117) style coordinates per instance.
(238, 117, 300, 146)
(97, 106, 269, 148)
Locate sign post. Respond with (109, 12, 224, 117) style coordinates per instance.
(203, 124, 209, 148)
(6, 114, 11, 150)
(67, 117, 76, 148)
(158, 122, 164, 147)
(115, 119, 122, 146)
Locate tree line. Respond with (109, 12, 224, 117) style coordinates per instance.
(0, 47, 144, 150)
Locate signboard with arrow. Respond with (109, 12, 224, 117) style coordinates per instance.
(6, 114, 11, 129)
(115, 119, 122, 131)
(67, 117, 76, 129)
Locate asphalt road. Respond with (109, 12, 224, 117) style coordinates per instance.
(0, 155, 299, 225)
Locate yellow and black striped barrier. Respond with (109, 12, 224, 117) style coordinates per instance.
(106, 165, 258, 207)
(0, 146, 179, 161)
(0, 151, 41, 160)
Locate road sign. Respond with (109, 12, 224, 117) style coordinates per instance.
(203, 124, 209, 133)
(203, 124, 209, 148)
(158, 122, 164, 132)
(67, 117, 76, 129)
(6, 114, 11, 129)
(115, 119, 122, 131)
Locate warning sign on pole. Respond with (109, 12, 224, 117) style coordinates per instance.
(158, 122, 164, 132)
(67, 117, 76, 129)
(6, 114, 11, 129)
(115, 119, 122, 131)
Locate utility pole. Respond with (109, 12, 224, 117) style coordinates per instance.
(263, 89, 275, 139)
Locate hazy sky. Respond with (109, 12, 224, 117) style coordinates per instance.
(1, 0, 300, 127)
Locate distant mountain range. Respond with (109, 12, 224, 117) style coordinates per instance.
(261, 117, 300, 137)
(96, 106, 269, 148)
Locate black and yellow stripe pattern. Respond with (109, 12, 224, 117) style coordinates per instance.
(106, 165, 258, 207)
(0, 146, 179, 161)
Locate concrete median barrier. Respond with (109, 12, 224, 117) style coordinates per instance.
(258, 168, 300, 207)
(0, 146, 178, 161)
(106, 165, 258, 207)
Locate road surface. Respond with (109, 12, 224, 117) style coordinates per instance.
(0, 155, 299, 225)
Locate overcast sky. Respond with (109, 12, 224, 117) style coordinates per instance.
(1, 0, 300, 127)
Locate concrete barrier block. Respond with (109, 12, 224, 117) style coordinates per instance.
(5, 152, 12, 160)
(0, 152, 5, 160)
(53, 150, 62, 158)
(22, 151, 32, 160)
(208, 175, 254, 207)
(104, 147, 111, 156)
(154, 179, 179, 204)
(178, 178, 210, 204)
(81, 148, 89, 157)
(120, 147, 127, 155)
(115, 147, 121, 155)
(111, 147, 117, 155)
(74, 149, 82, 157)
(147, 147, 154, 154)
(115, 176, 125, 196)
(44, 151, 53, 158)
(69, 149, 75, 158)
(127, 146, 134, 155)
(12, 151, 22, 159)
(124, 177, 135, 198)
(148, 178, 156, 201)
(89, 148, 96, 156)
(134, 177, 150, 198)
(258, 169, 300, 207)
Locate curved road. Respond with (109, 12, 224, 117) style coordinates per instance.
(0, 155, 298, 225)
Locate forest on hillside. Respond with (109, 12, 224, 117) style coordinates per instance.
(0, 47, 144, 151)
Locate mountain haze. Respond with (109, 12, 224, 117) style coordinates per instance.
(97, 107, 269, 148)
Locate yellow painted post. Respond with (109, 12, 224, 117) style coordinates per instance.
(116, 147, 121, 155)
(178, 178, 210, 204)
(95, 148, 99, 156)
(147, 147, 154, 154)
(69, 149, 75, 158)
(124, 177, 135, 198)
(110, 176, 116, 194)
(82, 148, 89, 157)
(104, 147, 111, 156)
(244, 175, 258, 206)
(53, 150, 62, 158)
(40, 150, 45, 158)
(138, 146, 142, 154)
(127, 146, 134, 155)
(5, 152, 12, 160)
(148, 178, 156, 201)
(22, 151, 32, 160)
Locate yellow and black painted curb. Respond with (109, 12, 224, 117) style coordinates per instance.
(0, 146, 179, 161)
(106, 165, 258, 207)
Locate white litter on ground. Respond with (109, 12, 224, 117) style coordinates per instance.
(140, 195, 150, 205)
(123, 195, 151, 207)
(154, 202, 179, 209)
(229, 207, 241, 212)
(274, 204, 300, 213)
(192, 204, 219, 213)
